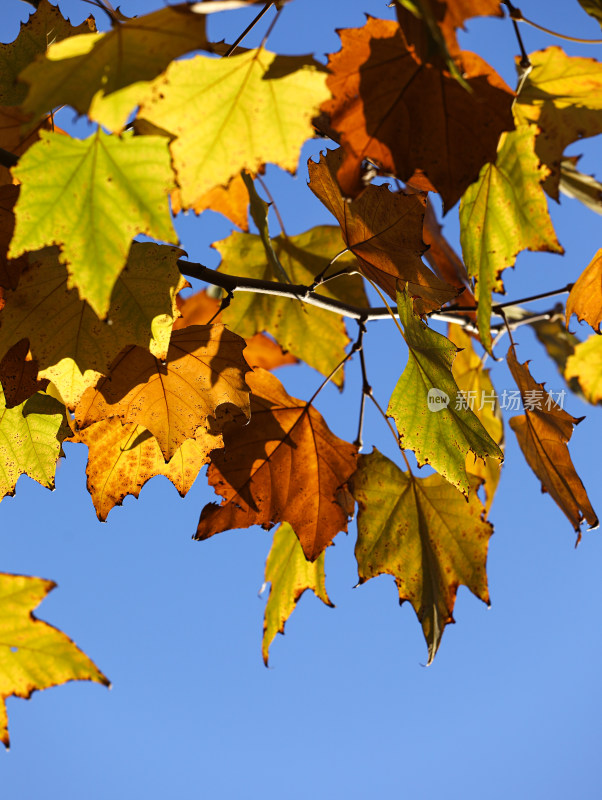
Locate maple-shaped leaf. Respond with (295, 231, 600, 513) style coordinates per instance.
(75, 325, 251, 461)
(0, 388, 69, 501)
(0, 572, 109, 748)
(173, 289, 298, 371)
(69, 419, 220, 521)
(8, 129, 178, 318)
(566, 249, 602, 332)
(507, 346, 598, 538)
(138, 49, 329, 209)
(0, 243, 186, 409)
(321, 16, 514, 208)
(0, 340, 48, 408)
(387, 287, 503, 494)
(308, 149, 456, 309)
(215, 225, 367, 386)
(514, 47, 602, 199)
(350, 449, 492, 665)
(0, 185, 26, 291)
(0, 0, 96, 107)
(196, 369, 358, 561)
(448, 324, 503, 513)
(262, 522, 333, 666)
(459, 124, 563, 350)
(565, 335, 602, 406)
(19, 4, 211, 132)
(171, 172, 250, 230)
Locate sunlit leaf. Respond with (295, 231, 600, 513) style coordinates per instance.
(565, 334, 602, 405)
(566, 248, 602, 332)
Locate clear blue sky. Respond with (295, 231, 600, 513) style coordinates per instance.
(2, 1, 601, 798)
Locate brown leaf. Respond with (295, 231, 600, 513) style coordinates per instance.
(566, 249, 602, 332)
(0, 185, 25, 291)
(75, 325, 251, 460)
(321, 16, 514, 209)
(308, 148, 457, 309)
(171, 172, 250, 230)
(195, 369, 358, 561)
(0, 107, 59, 187)
(0, 341, 48, 408)
(507, 346, 598, 539)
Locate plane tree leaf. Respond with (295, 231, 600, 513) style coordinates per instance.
(387, 287, 503, 495)
(0, 572, 109, 748)
(0, 340, 48, 408)
(214, 225, 367, 386)
(459, 125, 563, 350)
(321, 16, 514, 208)
(195, 369, 358, 562)
(308, 149, 456, 310)
(138, 49, 329, 209)
(8, 129, 178, 319)
(507, 346, 598, 538)
(566, 248, 602, 332)
(559, 157, 602, 215)
(171, 172, 250, 230)
(530, 315, 584, 398)
(68, 419, 221, 521)
(75, 325, 251, 461)
(0, 107, 59, 187)
(0, 185, 26, 291)
(262, 522, 333, 666)
(514, 47, 602, 199)
(350, 448, 492, 665)
(565, 335, 602, 405)
(0, 243, 186, 409)
(19, 4, 211, 132)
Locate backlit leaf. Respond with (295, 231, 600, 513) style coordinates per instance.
(559, 157, 602, 215)
(0, 340, 48, 408)
(171, 172, 250, 230)
(0, 185, 26, 291)
(565, 335, 602, 405)
(566, 249, 602, 332)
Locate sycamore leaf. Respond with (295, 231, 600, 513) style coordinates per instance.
(0, 0, 96, 107)
(0, 340, 48, 408)
(241, 171, 290, 284)
(565, 335, 602, 405)
(171, 172, 250, 230)
(262, 522, 333, 666)
(559, 158, 602, 215)
(0, 107, 57, 187)
(215, 225, 367, 386)
(0, 185, 26, 291)
(173, 289, 298, 371)
(75, 325, 251, 461)
(387, 287, 503, 494)
(321, 16, 514, 208)
(350, 449, 492, 665)
(0, 572, 109, 748)
(0, 389, 69, 501)
(514, 47, 602, 199)
(448, 324, 503, 513)
(69, 419, 220, 521)
(308, 149, 456, 310)
(423, 200, 471, 293)
(19, 4, 211, 132)
(0, 243, 186, 410)
(9, 129, 178, 318)
(195, 369, 358, 562)
(138, 49, 329, 209)
(531, 316, 584, 398)
(459, 124, 563, 350)
(566, 249, 602, 332)
(507, 346, 598, 538)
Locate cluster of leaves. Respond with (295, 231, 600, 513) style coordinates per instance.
(0, 0, 600, 747)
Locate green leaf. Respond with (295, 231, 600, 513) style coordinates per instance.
(387, 287, 503, 494)
(459, 124, 563, 350)
(8, 129, 178, 318)
(0, 572, 109, 748)
(350, 449, 492, 665)
(262, 523, 333, 666)
(565, 334, 602, 405)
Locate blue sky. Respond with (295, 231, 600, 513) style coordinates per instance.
(2, 1, 601, 797)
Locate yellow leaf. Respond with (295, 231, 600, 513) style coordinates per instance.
(565, 335, 602, 405)
(566, 249, 602, 332)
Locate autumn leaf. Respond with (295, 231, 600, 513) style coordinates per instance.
(0, 243, 186, 409)
(507, 346, 598, 538)
(9, 129, 178, 318)
(423, 200, 472, 294)
(565, 335, 602, 405)
(0, 107, 58, 187)
(19, 4, 211, 132)
(171, 172, 250, 230)
(578, 0, 602, 26)
(559, 157, 602, 215)
(0, 185, 26, 291)
(69, 419, 220, 521)
(0, 572, 109, 748)
(459, 124, 563, 350)
(321, 16, 514, 208)
(0, 0, 96, 107)
(75, 325, 251, 461)
(0, 340, 48, 408)
(196, 369, 358, 562)
(387, 287, 503, 494)
(514, 47, 602, 199)
(138, 49, 329, 208)
(308, 148, 456, 309)
(566, 249, 602, 332)
(215, 225, 367, 386)
(262, 522, 333, 666)
(350, 449, 492, 665)
(530, 315, 584, 398)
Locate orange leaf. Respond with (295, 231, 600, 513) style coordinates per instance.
(75, 325, 251, 460)
(507, 347, 598, 539)
(171, 172, 249, 230)
(195, 369, 358, 561)
(566, 249, 602, 332)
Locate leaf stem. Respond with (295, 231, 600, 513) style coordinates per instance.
(506, 2, 602, 44)
(255, 175, 288, 237)
(224, 2, 274, 57)
(502, 1, 531, 68)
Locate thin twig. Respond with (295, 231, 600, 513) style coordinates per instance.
(309, 248, 350, 290)
(353, 320, 368, 449)
(508, 3, 602, 44)
(259, 3, 283, 49)
(502, 0, 531, 68)
(306, 332, 361, 406)
(224, 2, 274, 57)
